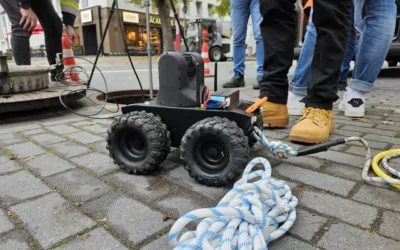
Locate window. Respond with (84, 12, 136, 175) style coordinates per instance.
(208, 4, 214, 17)
(196, 1, 202, 16)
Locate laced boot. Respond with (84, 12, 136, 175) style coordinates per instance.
(289, 107, 334, 144)
(223, 74, 245, 88)
(256, 99, 289, 127)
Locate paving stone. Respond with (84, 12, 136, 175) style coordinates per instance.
(70, 152, 118, 176)
(48, 141, 92, 158)
(269, 236, 317, 250)
(80, 124, 108, 134)
(0, 171, 52, 205)
(312, 151, 365, 168)
(70, 120, 96, 127)
(23, 153, 75, 177)
(140, 234, 168, 250)
(155, 192, 215, 218)
(346, 146, 380, 157)
(319, 223, 399, 250)
(65, 131, 104, 144)
(288, 209, 327, 241)
(299, 190, 378, 228)
(45, 124, 80, 135)
(375, 124, 400, 132)
(276, 164, 356, 196)
(0, 209, 14, 234)
(55, 227, 128, 250)
(379, 211, 400, 240)
(323, 164, 363, 182)
(350, 139, 388, 150)
(334, 119, 375, 128)
(85, 192, 172, 245)
(0, 153, 9, 164)
(341, 125, 397, 137)
(10, 193, 96, 249)
(261, 129, 288, 139)
(0, 160, 20, 175)
(159, 160, 180, 171)
(4, 142, 46, 158)
(0, 123, 41, 134)
(22, 128, 47, 136)
(165, 167, 229, 201)
(364, 134, 400, 145)
(0, 231, 30, 250)
(48, 168, 113, 203)
(332, 129, 363, 137)
(87, 140, 108, 154)
(40, 116, 87, 126)
(29, 133, 66, 146)
(353, 185, 400, 212)
(0, 133, 26, 146)
(282, 156, 325, 169)
(103, 172, 172, 203)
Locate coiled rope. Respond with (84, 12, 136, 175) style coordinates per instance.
(168, 156, 298, 250)
(344, 137, 400, 189)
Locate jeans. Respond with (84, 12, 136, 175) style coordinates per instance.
(291, 5, 357, 96)
(259, 0, 353, 110)
(351, 0, 397, 93)
(0, 0, 63, 66)
(230, 0, 264, 78)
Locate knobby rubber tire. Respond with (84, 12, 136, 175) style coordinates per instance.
(106, 111, 171, 174)
(181, 117, 250, 187)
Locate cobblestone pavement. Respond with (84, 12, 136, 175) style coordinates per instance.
(0, 78, 400, 250)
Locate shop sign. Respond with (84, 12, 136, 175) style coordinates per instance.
(81, 9, 92, 23)
(150, 16, 186, 27)
(123, 12, 139, 23)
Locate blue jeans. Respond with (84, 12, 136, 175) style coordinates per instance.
(350, 0, 397, 93)
(230, 0, 263, 78)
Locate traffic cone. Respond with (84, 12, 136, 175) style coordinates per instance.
(201, 41, 211, 76)
(61, 34, 80, 83)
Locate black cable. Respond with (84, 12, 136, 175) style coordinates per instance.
(55, 56, 121, 119)
(115, 0, 145, 101)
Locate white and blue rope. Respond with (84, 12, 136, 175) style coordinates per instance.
(168, 157, 298, 250)
(253, 127, 298, 159)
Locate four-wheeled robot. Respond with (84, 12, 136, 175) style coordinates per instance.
(106, 52, 265, 187)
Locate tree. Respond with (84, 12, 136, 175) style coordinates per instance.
(210, 0, 230, 17)
(126, 0, 186, 52)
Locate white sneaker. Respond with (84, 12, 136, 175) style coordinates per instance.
(339, 92, 366, 117)
(287, 91, 305, 116)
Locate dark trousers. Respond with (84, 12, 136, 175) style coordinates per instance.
(259, 0, 353, 110)
(0, 0, 63, 66)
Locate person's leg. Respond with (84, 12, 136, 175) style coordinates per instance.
(338, 4, 357, 90)
(0, 0, 32, 65)
(344, 0, 396, 117)
(257, 0, 297, 127)
(31, 0, 63, 67)
(289, 0, 353, 143)
(223, 0, 250, 88)
(249, 0, 264, 89)
(290, 7, 316, 97)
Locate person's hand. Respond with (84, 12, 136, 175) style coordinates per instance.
(19, 8, 37, 31)
(65, 25, 78, 45)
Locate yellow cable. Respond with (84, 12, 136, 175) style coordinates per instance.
(371, 149, 400, 189)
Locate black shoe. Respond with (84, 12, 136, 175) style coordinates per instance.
(222, 75, 245, 88)
(338, 81, 347, 91)
(50, 65, 64, 82)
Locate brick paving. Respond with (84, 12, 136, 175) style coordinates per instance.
(0, 79, 399, 249)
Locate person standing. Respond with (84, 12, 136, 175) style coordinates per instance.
(222, 0, 264, 89)
(339, 0, 397, 117)
(256, 0, 353, 144)
(0, 0, 79, 80)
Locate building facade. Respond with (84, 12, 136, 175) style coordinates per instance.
(74, 0, 221, 55)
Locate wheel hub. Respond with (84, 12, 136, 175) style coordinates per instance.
(195, 138, 229, 173)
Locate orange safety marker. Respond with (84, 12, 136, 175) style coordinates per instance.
(246, 97, 267, 114)
(201, 41, 211, 76)
(61, 34, 80, 83)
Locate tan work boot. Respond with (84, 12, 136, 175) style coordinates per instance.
(289, 107, 334, 144)
(256, 99, 289, 127)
